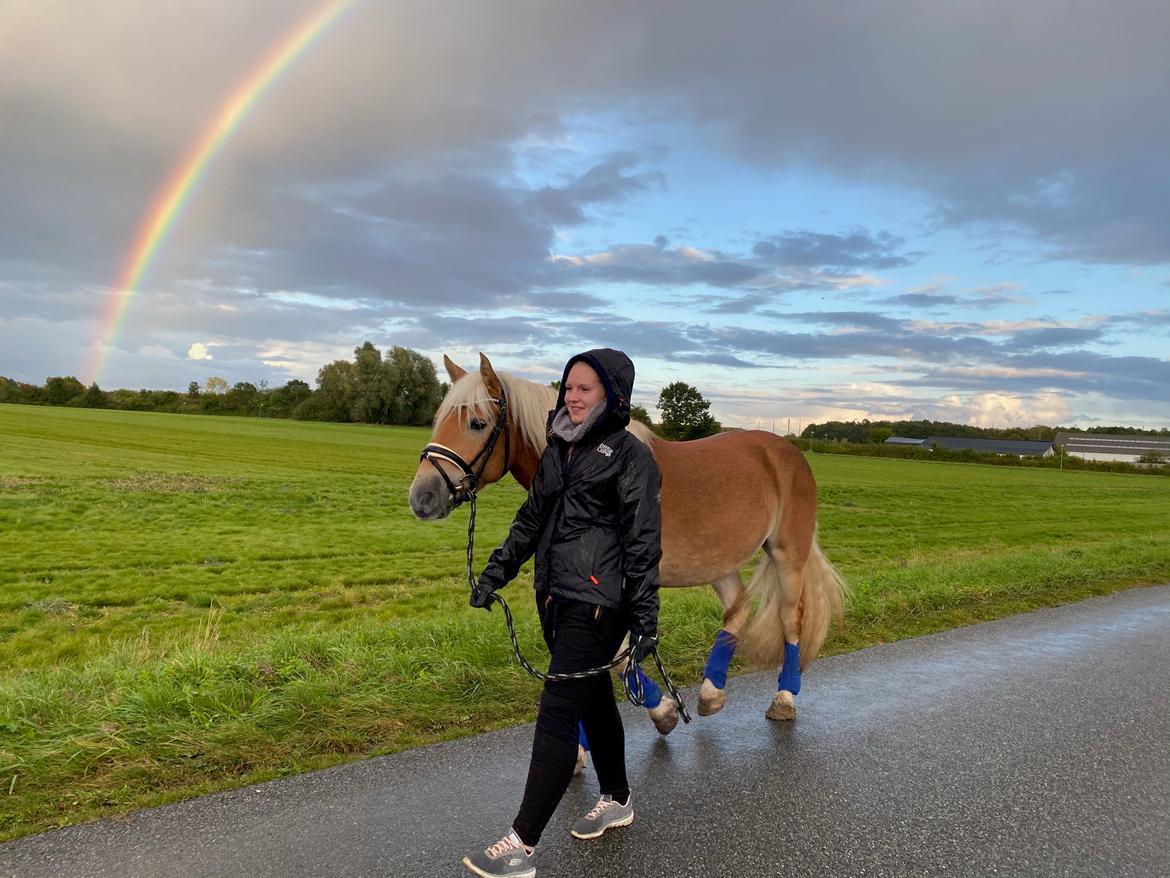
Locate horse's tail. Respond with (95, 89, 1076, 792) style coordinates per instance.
(740, 529, 848, 669)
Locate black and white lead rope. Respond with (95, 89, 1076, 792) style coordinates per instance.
(462, 491, 691, 721)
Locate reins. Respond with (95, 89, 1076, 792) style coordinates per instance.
(462, 492, 690, 719)
(421, 390, 691, 721)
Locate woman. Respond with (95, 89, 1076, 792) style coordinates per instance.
(462, 348, 662, 878)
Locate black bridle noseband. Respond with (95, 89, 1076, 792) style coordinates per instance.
(419, 392, 511, 506)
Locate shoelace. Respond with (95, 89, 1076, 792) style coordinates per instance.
(486, 833, 523, 859)
(585, 797, 616, 820)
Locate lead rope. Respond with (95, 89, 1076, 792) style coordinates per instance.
(465, 493, 691, 721)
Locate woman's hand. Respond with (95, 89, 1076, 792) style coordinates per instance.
(630, 633, 658, 663)
(469, 577, 497, 610)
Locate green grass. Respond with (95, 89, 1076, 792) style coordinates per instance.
(2, 403, 1168, 840)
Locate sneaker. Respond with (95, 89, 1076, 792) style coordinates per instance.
(570, 793, 634, 840)
(462, 830, 536, 878)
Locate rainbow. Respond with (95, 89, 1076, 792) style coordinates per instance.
(87, 0, 357, 385)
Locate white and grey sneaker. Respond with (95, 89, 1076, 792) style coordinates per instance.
(462, 830, 536, 878)
(570, 793, 634, 840)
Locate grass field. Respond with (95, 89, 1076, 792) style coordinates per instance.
(2, 403, 1169, 841)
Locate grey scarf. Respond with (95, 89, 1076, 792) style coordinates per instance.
(550, 401, 608, 444)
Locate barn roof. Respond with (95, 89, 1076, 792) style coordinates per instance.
(884, 436, 927, 445)
(926, 436, 1054, 455)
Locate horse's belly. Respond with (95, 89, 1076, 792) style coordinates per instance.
(650, 430, 800, 588)
(658, 495, 772, 587)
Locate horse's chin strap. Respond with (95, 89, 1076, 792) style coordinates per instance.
(419, 395, 510, 506)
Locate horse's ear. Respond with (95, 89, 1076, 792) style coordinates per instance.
(479, 352, 504, 399)
(444, 354, 468, 383)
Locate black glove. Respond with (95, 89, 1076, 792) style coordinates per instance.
(469, 577, 497, 610)
(630, 633, 658, 663)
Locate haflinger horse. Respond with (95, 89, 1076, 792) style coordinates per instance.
(409, 353, 846, 734)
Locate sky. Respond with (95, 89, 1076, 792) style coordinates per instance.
(1, 0, 1168, 431)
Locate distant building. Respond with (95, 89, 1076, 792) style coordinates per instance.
(926, 436, 1055, 457)
(884, 436, 927, 446)
(1053, 432, 1170, 464)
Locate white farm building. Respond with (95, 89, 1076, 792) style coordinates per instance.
(1053, 432, 1170, 464)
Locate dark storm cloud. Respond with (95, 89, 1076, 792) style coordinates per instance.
(4, 0, 1169, 303)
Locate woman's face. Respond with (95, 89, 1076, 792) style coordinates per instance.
(564, 361, 606, 424)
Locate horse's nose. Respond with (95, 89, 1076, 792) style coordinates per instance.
(409, 484, 446, 520)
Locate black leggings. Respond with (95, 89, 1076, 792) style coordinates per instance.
(512, 595, 630, 847)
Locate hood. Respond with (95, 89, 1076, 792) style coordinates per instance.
(549, 348, 635, 434)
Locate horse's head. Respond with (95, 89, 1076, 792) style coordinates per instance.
(409, 352, 514, 520)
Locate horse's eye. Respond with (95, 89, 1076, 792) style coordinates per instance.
(469, 418, 487, 431)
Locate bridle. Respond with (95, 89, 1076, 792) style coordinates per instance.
(419, 391, 511, 506)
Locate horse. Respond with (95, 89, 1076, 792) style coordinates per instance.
(409, 352, 846, 735)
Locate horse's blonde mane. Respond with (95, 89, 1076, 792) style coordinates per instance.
(434, 370, 657, 451)
(434, 371, 556, 453)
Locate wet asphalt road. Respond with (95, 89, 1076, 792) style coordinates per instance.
(2, 585, 1168, 878)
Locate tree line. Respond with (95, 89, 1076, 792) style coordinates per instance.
(1, 354, 729, 440)
(0, 343, 446, 426)
(801, 419, 1170, 444)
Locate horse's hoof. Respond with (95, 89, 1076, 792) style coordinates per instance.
(649, 698, 680, 735)
(765, 689, 797, 722)
(698, 679, 726, 716)
(573, 745, 586, 776)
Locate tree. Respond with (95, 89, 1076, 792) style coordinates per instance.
(351, 342, 394, 424)
(224, 382, 259, 414)
(630, 404, 654, 428)
(43, 376, 85, 406)
(187, 381, 201, 399)
(656, 382, 721, 440)
(206, 376, 227, 395)
(385, 345, 442, 425)
(0, 376, 41, 404)
(80, 383, 107, 408)
(270, 379, 311, 415)
(307, 360, 356, 422)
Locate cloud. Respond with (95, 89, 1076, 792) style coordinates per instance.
(553, 243, 766, 289)
(528, 153, 665, 226)
(751, 229, 922, 271)
(4, 1, 1168, 283)
(187, 343, 214, 361)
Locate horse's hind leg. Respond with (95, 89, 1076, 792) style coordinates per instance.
(764, 540, 811, 722)
(698, 572, 750, 716)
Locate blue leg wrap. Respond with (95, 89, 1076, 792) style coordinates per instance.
(702, 628, 738, 689)
(578, 721, 590, 752)
(777, 641, 801, 695)
(635, 665, 663, 709)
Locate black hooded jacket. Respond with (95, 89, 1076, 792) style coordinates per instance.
(478, 349, 661, 638)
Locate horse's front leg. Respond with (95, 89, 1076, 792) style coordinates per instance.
(698, 572, 750, 716)
(626, 644, 680, 735)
